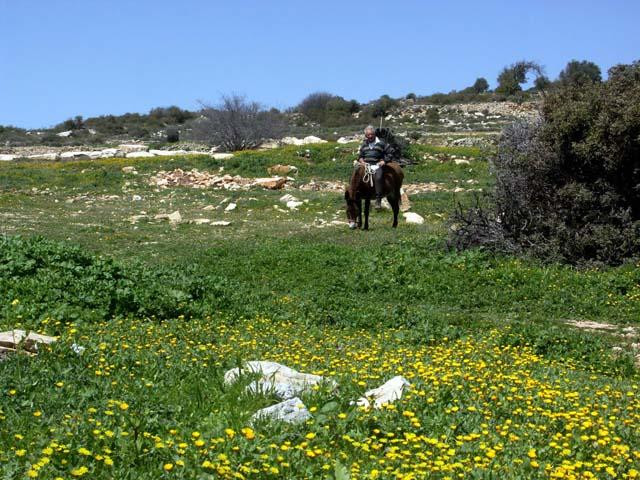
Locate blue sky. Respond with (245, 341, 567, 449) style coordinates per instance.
(1, 0, 638, 128)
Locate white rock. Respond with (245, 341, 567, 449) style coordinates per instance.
(225, 202, 237, 212)
(203, 205, 216, 211)
(60, 151, 93, 159)
(27, 153, 59, 161)
(251, 397, 312, 424)
(280, 136, 304, 146)
(302, 135, 327, 144)
(403, 212, 424, 224)
(224, 361, 334, 394)
(0, 154, 17, 161)
(279, 194, 299, 204)
(210, 221, 231, 226)
(149, 149, 187, 156)
(122, 166, 136, 173)
(246, 380, 298, 399)
(126, 151, 156, 158)
(100, 148, 124, 158)
(356, 376, 411, 409)
(212, 153, 234, 160)
(286, 200, 303, 210)
(132, 195, 142, 201)
(56, 130, 73, 137)
(192, 218, 211, 225)
(454, 159, 470, 165)
(167, 211, 182, 224)
(129, 214, 148, 224)
(118, 144, 148, 152)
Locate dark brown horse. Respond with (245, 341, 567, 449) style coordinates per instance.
(345, 162, 404, 230)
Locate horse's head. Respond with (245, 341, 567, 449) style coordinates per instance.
(344, 189, 358, 229)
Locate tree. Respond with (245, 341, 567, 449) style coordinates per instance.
(558, 59, 602, 86)
(368, 94, 398, 118)
(189, 95, 286, 151)
(471, 77, 490, 93)
(534, 75, 551, 91)
(296, 92, 359, 125)
(451, 60, 640, 265)
(495, 61, 543, 96)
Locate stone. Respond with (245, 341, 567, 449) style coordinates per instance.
(203, 205, 216, 211)
(356, 376, 411, 409)
(224, 361, 334, 394)
(149, 149, 187, 156)
(279, 194, 298, 204)
(212, 153, 234, 160)
(100, 148, 124, 158)
(251, 397, 312, 424)
(192, 218, 211, 225)
(167, 211, 182, 224)
(246, 380, 298, 399)
(122, 166, 136, 173)
(118, 144, 148, 152)
(224, 203, 237, 212)
(403, 212, 424, 225)
(210, 221, 231, 226)
(56, 130, 73, 137)
(454, 159, 470, 165)
(302, 136, 327, 144)
(0, 154, 17, 161)
(286, 200, 303, 210)
(253, 177, 287, 190)
(126, 151, 156, 158)
(27, 153, 59, 161)
(129, 215, 148, 224)
(60, 151, 92, 160)
(0, 330, 56, 353)
(400, 189, 411, 212)
(268, 164, 298, 176)
(132, 195, 142, 201)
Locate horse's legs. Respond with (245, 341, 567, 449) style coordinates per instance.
(364, 198, 370, 230)
(356, 197, 362, 229)
(390, 191, 400, 228)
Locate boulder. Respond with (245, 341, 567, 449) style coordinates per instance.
(167, 211, 182, 224)
(302, 136, 327, 144)
(356, 376, 411, 409)
(403, 212, 424, 225)
(400, 188, 411, 212)
(224, 361, 335, 395)
(253, 177, 287, 190)
(60, 151, 93, 160)
(100, 148, 124, 158)
(286, 200, 303, 210)
(251, 397, 312, 424)
(0, 329, 57, 354)
(0, 154, 17, 161)
(224, 203, 237, 212)
(118, 144, 148, 152)
(212, 153, 234, 160)
(126, 151, 156, 158)
(56, 130, 73, 137)
(27, 153, 59, 161)
(268, 164, 298, 176)
(149, 149, 188, 156)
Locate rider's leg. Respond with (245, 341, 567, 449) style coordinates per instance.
(374, 166, 384, 209)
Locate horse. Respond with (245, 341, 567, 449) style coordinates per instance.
(345, 162, 404, 230)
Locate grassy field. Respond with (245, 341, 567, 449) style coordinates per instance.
(1, 143, 639, 479)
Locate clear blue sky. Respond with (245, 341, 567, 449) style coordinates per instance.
(1, 0, 638, 129)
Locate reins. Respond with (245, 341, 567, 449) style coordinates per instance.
(362, 163, 375, 187)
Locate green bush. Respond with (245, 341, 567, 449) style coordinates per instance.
(451, 60, 640, 265)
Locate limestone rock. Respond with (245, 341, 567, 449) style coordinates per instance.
(253, 177, 287, 190)
(167, 211, 182, 224)
(122, 166, 137, 173)
(126, 151, 156, 158)
(149, 149, 187, 156)
(224, 203, 237, 212)
(268, 164, 298, 176)
(118, 144, 148, 152)
(56, 130, 73, 137)
(251, 397, 312, 424)
(60, 151, 93, 160)
(0, 329, 57, 354)
(403, 212, 424, 225)
(356, 376, 411, 409)
(400, 189, 411, 212)
(224, 361, 334, 395)
(279, 194, 298, 204)
(212, 153, 234, 160)
(246, 380, 298, 399)
(0, 154, 17, 161)
(454, 159, 470, 165)
(203, 205, 216, 211)
(210, 221, 231, 227)
(286, 200, 303, 210)
(100, 148, 124, 158)
(27, 153, 59, 161)
(192, 218, 211, 225)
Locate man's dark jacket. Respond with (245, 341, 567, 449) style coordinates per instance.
(359, 138, 391, 164)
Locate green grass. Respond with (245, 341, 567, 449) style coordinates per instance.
(1, 145, 639, 479)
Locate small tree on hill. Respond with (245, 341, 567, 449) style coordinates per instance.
(558, 59, 602, 86)
(495, 61, 544, 96)
(189, 95, 286, 151)
(471, 77, 490, 93)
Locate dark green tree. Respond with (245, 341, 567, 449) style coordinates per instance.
(558, 59, 602, 86)
(495, 61, 543, 96)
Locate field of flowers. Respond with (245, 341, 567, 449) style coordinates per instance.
(1, 316, 639, 479)
(1, 145, 639, 479)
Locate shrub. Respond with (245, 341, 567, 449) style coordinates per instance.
(451, 60, 640, 265)
(559, 59, 602, 86)
(296, 92, 359, 125)
(166, 127, 179, 143)
(189, 95, 286, 151)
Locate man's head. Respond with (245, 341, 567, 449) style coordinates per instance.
(364, 125, 376, 142)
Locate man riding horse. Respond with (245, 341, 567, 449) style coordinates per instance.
(357, 125, 392, 210)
